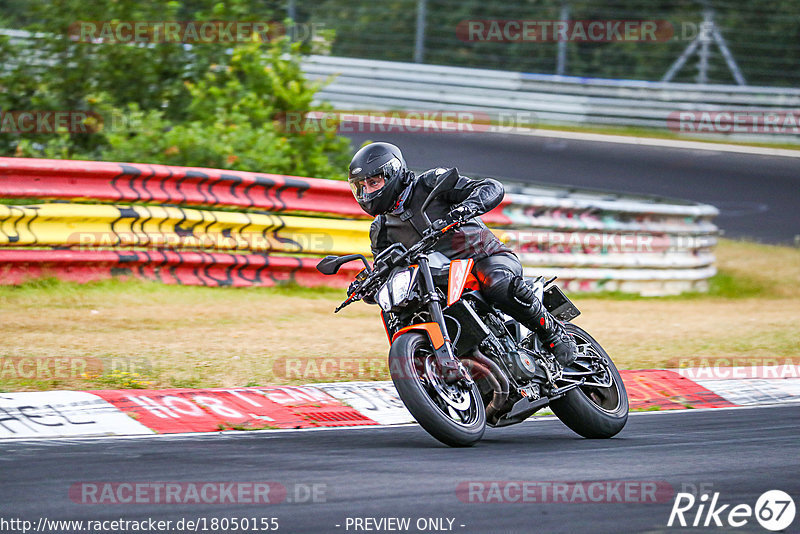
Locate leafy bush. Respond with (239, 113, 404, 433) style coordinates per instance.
(2, 0, 352, 180)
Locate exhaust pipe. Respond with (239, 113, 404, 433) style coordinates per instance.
(462, 349, 509, 425)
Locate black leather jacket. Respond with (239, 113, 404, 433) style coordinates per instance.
(369, 168, 512, 261)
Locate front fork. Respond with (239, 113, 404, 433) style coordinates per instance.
(417, 255, 472, 385)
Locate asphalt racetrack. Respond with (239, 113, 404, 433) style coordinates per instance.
(344, 132, 800, 245)
(2, 405, 798, 533)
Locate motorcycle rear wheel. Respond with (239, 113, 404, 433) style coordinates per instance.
(550, 323, 629, 438)
(389, 332, 486, 447)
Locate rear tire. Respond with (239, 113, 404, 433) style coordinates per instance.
(389, 333, 485, 447)
(550, 324, 628, 438)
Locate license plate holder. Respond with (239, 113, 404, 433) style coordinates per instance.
(543, 285, 581, 322)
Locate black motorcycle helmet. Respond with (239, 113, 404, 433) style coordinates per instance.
(348, 142, 410, 216)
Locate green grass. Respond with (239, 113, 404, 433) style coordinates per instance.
(532, 122, 800, 150)
(705, 271, 773, 299)
(0, 198, 43, 205)
(493, 121, 800, 151)
(574, 269, 775, 303)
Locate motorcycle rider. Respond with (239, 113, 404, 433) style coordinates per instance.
(347, 142, 577, 367)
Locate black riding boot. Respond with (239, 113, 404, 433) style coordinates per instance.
(526, 306, 578, 367)
(509, 277, 578, 367)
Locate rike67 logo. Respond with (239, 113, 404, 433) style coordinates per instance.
(668, 490, 795, 531)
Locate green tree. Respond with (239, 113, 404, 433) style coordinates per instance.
(93, 38, 351, 178)
(1, 0, 353, 179)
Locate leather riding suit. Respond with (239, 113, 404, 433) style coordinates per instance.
(369, 168, 577, 366)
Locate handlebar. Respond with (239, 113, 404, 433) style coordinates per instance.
(334, 213, 474, 312)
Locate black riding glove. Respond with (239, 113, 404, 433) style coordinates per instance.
(347, 280, 358, 297)
(450, 204, 477, 222)
(433, 205, 477, 231)
(348, 268, 377, 304)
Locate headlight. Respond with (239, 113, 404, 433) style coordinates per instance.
(390, 269, 412, 304)
(376, 285, 391, 312)
(376, 268, 415, 312)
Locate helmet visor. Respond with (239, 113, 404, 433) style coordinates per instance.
(348, 157, 402, 202)
(349, 173, 385, 202)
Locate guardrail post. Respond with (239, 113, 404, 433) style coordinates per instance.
(287, 0, 297, 42)
(697, 9, 712, 84)
(556, 1, 570, 76)
(414, 0, 427, 63)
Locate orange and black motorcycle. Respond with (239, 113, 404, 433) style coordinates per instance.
(316, 176, 628, 447)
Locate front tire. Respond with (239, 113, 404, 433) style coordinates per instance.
(550, 324, 628, 438)
(389, 333, 486, 447)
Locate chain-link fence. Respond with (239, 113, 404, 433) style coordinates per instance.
(296, 0, 800, 87)
(2, 0, 797, 86)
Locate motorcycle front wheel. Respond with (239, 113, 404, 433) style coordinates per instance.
(389, 332, 486, 447)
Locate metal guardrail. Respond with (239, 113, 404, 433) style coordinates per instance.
(0, 158, 718, 295)
(5, 26, 796, 138)
(303, 55, 800, 138)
